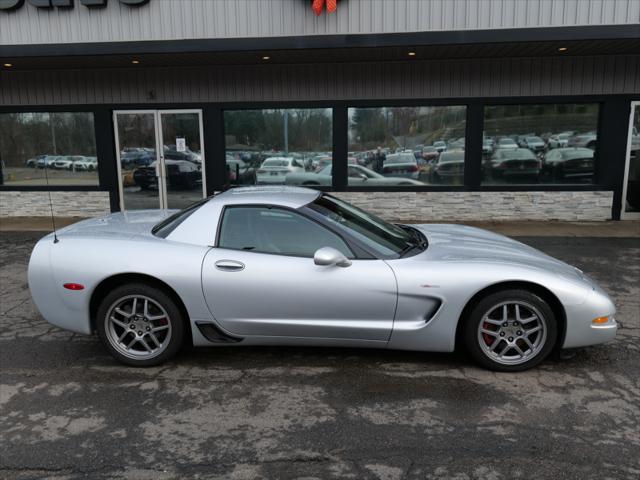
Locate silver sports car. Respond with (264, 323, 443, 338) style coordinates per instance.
(28, 186, 617, 371)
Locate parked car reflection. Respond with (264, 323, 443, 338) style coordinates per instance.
(257, 157, 305, 184)
(382, 152, 420, 179)
(134, 160, 201, 190)
(541, 147, 594, 182)
(519, 136, 546, 153)
(488, 148, 541, 181)
(285, 164, 424, 186)
(430, 150, 464, 184)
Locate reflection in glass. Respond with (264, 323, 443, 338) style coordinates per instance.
(482, 104, 599, 185)
(160, 113, 204, 210)
(347, 106, 466, 186)
(224, 109, 332, 187)
(0, 112, 98, 186)
(116, 112, 204, 211)
(116, 113, 161, 210)
(625, 106, 640, 213)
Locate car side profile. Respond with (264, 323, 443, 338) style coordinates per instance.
(28, 187, 617, 371)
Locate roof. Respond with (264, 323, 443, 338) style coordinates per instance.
(213, 186, 321, 209)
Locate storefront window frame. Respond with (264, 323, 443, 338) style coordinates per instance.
(0, 105, 112, 194)
(2, 96, 630, 207)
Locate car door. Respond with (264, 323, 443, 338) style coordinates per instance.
(201, 205, 397, 341)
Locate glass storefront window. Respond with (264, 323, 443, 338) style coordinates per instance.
(224, 108, 332, 187)
(482, 104, 599, 185)
(624, 105, 640, 214)
(0, 112, 98, 186)
(347, 106, 466, 186)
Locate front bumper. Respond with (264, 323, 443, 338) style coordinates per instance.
(562, 289, 618, 348)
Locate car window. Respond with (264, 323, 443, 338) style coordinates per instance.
(262, 159, 289, 167)
(218, 206, 354, 258)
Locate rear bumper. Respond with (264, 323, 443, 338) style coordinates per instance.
(28, 237, 93, 335)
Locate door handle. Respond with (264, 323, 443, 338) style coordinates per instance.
(215, 260, 245, 272)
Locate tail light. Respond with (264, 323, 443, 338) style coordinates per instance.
(382, 167, 391, 173)
(63, 283, 85, 291)
(258, 169, 266, 174)
(408, 165, 419, 172)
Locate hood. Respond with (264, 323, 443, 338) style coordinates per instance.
(412, 223, 585, 281)
(55, 210, 176, 240)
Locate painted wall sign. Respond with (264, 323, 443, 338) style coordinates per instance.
(0, 0, 150, 11)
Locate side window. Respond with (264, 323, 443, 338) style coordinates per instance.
(218, 206, 354, 258)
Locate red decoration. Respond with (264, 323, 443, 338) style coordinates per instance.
(312, 0, 338, 15)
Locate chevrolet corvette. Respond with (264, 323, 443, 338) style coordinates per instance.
(28, 186, 617, 371)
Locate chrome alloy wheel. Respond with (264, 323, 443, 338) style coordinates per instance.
(477, 301, 548, 366)
(104, 295, 172, 360)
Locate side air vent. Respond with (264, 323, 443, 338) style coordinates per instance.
(196, 322, 243, 343)
(424, 300, 443, 323)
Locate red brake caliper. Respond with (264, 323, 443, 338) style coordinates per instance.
(482, 322, 494, 346)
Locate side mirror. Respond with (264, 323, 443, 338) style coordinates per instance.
(314, 247, 352, 268)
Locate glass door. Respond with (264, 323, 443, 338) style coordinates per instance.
(157, 110, 206, 210)
(622, 102, 640, 219)
(113, 110, 206, 211)
(114, 111, 162, 210)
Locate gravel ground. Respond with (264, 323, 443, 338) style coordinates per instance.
(0, 233, 638, 480)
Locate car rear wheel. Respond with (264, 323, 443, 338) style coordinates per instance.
(463, 289, 557, 372)
(96, 283, 186, 367)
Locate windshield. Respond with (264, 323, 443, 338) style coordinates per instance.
(562, 148, 594, 160)
(262, 159, 290, 167)
(504, 149, 536, 159)
(307, 194, 420, 257)
(386, 154, 416, 164)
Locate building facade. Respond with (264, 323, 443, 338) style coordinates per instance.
(1, 0, 639, 222)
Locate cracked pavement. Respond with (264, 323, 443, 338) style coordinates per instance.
(0, 232, 639, 479)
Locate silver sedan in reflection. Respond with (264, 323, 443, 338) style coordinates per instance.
(285, 164, 424, 186)
(28, 187, 617, 371)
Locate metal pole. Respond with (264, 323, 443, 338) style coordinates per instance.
(283, 110, 289, 155)
(50, 113, 57, 154)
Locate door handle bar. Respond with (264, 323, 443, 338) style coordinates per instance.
(215, 260, 245, 272)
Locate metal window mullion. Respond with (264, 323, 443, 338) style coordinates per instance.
(332, 107, 348, 191)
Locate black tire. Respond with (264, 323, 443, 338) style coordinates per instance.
(463, 289, 557, 372)
(96, 283, 186, 367)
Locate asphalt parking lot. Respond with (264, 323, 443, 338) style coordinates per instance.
(1, 232, 639, 480)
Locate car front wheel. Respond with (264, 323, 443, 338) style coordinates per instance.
(96, 283, 186, 367)
(463, 289, 557, 372)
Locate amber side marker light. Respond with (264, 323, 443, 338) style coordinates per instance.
(592, 316, 609, 324)
(63, 283, 85, 291)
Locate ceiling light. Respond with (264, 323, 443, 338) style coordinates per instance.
(262, 56, 271, 60)
(558, 47, 568, 52)
(408, 51, 416, 56)
(3, 63, 12, 67)
(131, 59, 140, 64)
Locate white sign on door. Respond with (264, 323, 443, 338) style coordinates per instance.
(176, 137, 186, 152)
